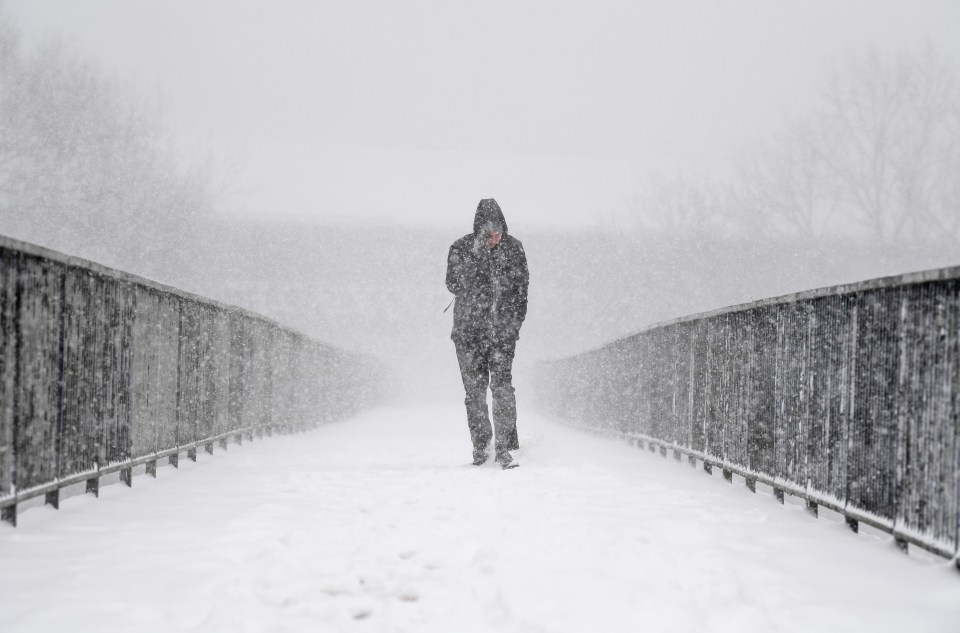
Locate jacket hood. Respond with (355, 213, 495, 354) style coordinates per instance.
(473, 198, 508, 236)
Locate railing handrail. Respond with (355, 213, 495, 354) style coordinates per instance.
(545, 263, 960, 362)
(0, 234, 315, 344)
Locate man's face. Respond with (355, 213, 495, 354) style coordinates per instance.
(488, 229, 502, 248)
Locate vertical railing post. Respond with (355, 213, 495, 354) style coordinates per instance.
(121, 284, 135, 489)
(152, 295, 163, 479)
(954, 330, 960, 572)
(8, 253, 22, 526)
(171, 302, 183, 470)
(892, 290, 910, 554)
(52, 267, 67, 509)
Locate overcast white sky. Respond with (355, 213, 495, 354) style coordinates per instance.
(6, 0, 960, 229)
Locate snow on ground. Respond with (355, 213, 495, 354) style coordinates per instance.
(1, 406, 958, 633)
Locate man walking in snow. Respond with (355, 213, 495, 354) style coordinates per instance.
(446, 198, 529, 469)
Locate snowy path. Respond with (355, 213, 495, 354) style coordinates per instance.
(1, 406, 958, 633)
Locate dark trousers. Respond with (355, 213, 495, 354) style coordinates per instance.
(454, 338, 519, 455)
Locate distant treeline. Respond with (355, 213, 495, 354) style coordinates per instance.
(629, 47, 960, 248)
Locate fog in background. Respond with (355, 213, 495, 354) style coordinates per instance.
(2, 1, 959, 402)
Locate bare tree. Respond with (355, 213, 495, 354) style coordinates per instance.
(740, 47, 960, 245)
(0, 13, 214, 268)
(736, 119, 842, 241)
(629, 172, 735, 238)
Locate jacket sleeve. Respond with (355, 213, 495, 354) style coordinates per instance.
(446, 243, 464, 295)
(515, 241, 529, 324)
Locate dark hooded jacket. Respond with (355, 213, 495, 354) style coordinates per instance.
(446, 199, 529, 344)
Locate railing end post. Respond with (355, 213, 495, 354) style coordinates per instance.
(86, 477, 99, 497)
(894, 537, 908, 554)
(169, 454, 179, 468)
(146, 460, 157, 478)
(187, 447, 197, 462)
(659, 446, 667, 459)
(774, 488, 784, 504)
(703, 462, 712, 475)
(673, 449, 681, 462)
(745, 477, 756, 493)
(2, 503, 17, 527)
(845, 516, 858, 533)
(219, 437, 228, 451)
(45, 490, 60, 509)
(120, 468, 132, 487)
(722, 469, 733, 483)
(687, 455, 696, 468)
(806, 500, 818, 518)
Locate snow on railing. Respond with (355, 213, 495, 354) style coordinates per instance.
(0, 235, 386, 526)
(534, 265, 960, 568)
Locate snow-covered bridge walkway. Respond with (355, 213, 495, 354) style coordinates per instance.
(1, 407, 958, 633)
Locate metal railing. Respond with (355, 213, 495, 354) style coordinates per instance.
(0, 235, 385, 525)
(534, 265, 960, 566)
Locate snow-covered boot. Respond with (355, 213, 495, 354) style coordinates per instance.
(472, 447, 489, 466)
(495, 451, 518, 470)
